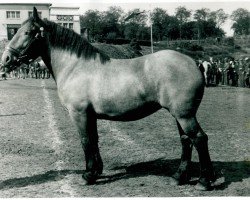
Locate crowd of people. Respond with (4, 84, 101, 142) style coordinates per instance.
(1, 60, 50, 80)
(197, 57, 250, 88)
(1, 55, 250, 89)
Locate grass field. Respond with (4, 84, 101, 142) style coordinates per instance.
(0, 79, 249, 197)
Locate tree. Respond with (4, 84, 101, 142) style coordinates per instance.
(194, 8, 210, 21)
(208, 9, 228, 28)
(80, 10, 103, 41)
(194, 8, 211, 42)
(124, 9, 147, 24)
(151, 8, 169, 41)
(102, 6, 124, 39)
(164, 16, 180, 40)
(175, 6, 191, 39)
(123, 9, 148, 40)
(181, 21, 196, 39)
(231, 8, 250, 35)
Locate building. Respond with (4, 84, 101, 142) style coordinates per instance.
(0, 3, 81, 40)
(0, 3, 51, 40)
(49, 6, 80, 35)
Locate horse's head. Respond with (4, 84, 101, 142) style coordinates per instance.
(1, 7, 49, 72)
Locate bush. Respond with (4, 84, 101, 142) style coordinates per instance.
(223, 37, 235, 46)
(105, 38, 130, 45)
(234, 45, 241, 50)
(130, 39, 142, 51)
(188, 44, 203, 51)
(93, 43, 141, 59)
(106, 32, 117, 40)
(170, 41, 203, 51)
(138, 40, 151, 46)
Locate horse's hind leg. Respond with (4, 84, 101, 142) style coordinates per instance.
(172, 120, 193, 185)
(69, 107, 103, 184)
(177, 117, 216, 190)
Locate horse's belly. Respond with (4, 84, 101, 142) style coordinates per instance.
(95, 101, 161, 121)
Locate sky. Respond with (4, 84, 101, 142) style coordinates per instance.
(2, 0, 250, 36)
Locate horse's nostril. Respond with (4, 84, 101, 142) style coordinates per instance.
(5, 55, 10, 63)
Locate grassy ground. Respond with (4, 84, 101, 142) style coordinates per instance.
(0, 79, 249, 197)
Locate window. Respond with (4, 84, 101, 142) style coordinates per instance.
(6, 12, 10, 18)
(16, 12, 20, 18)
(69, 23, 74, 29)
(11, 11, 15, 18)
(28, 11, 42, 18)
(6, 11, 20, 19)
(58, 23, 74, 30)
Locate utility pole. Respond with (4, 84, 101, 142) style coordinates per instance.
(150, 19, 153, 53)
(148, 9, 153, 54)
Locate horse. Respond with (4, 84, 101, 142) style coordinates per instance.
(1, 7, 216, 190)
(202, 61, 214, 87)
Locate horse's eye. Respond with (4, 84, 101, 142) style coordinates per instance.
(24, 31, 30, 35)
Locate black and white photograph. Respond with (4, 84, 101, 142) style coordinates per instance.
(0, 0, 249, 197)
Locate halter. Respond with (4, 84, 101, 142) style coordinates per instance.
(5, 26, 45, 68)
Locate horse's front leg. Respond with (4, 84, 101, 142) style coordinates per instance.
(69, 107, 103, 184)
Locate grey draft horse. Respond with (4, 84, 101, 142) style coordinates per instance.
(1, 7, 216, 190)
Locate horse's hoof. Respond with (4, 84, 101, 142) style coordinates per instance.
(82, 172, 97, 185)
(81, 178, 90, 186)
(195, 179, 213, 191)
(211, 176, 225, 188)
(169, 177, 180, 186)
(170, 172, 190, 186)
(170, 174, 190, 186)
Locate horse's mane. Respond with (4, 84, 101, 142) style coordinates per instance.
(34, 18, 110, 64)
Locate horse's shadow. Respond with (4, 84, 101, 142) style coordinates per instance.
(0, 159, 249, 191)
(0, 170, 84, 190)
(97, 158, 250, 190)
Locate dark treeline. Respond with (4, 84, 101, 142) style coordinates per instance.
(80, 6, 250, 42)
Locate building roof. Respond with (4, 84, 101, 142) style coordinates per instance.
(0, 3, 52, 6)
(50, 6, 80, 16)
(50, 6, 80, 9)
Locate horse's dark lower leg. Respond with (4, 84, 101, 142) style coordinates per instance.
(82, 119, 103, 183)
(192, 127, 216, 190)
(177, 117, 215, 190)
(69, 109, 103, 184)
(83, 143, 103, 184)
(172, 121, 193, 185)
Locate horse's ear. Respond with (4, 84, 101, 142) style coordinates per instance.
(33, 7, 40, 21)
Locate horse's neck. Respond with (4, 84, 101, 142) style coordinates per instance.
(49, 47, 99, 85)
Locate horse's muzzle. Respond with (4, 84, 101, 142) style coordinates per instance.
(1, 50, 20, 72)
(1, 50, 17, 66)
